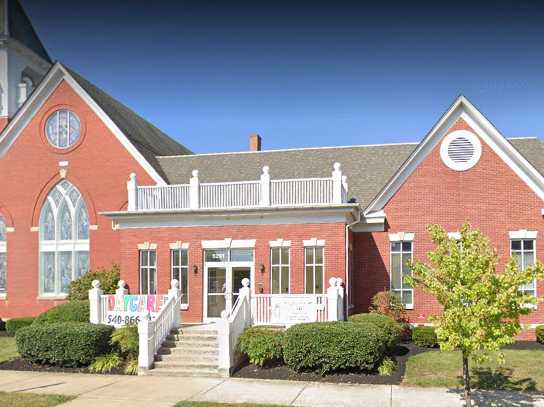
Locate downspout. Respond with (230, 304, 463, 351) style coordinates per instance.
(344, 208, 361, 318)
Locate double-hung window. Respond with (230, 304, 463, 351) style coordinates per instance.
(171, 248, 189, 306)
(139, 249, 157, 295)
(511, 238, 536, 297)
(271, 247, 290, 294)
(305, 246, 324, 294)
(390, 238, 413, 309)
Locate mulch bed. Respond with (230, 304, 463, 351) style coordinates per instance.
(0, 358, 127, 375)
(233, 342, 431, 385)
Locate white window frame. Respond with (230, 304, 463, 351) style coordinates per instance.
(270, 246, 290, 294)
(171, 245, 189, 309)
(390, 235, 414, 309)
(510, 237, 537, 300)
(304, 245, 325, 294)
(39, 181, 90, 297)
(0, 216, 6, 297)
(139, 249, 157, 295)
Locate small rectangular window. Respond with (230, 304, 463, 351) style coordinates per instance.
(139, 249, 157, 295)
(391, 241, 413, 308)
(171, 249, 189, 305)
(271, 247, 290, 294)
(511, 239, 536, 297)
(304, 246, 324, 294)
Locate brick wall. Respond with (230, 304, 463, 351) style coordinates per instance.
(0, 80, 156, 318)
(118, 222, 347, 322)
(352, 118, 544, 338)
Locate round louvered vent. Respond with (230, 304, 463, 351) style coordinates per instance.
(440, 130, 482, 171)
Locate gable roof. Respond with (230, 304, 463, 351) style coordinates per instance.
(66, 67, 192, 180)
(156, 137, 544, 210)
(5, 0, 51, 63)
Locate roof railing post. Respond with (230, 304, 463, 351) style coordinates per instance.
(332, 162, 343, 204)
(190, 170, 200, 209)
(260, 166, 270, 206)
(127, 173, 138, 211)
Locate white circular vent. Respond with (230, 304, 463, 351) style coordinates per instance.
(440, 130, 482, 171)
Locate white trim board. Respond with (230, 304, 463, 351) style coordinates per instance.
(364, 96, 544, 215)
(0, 62, 166, 185)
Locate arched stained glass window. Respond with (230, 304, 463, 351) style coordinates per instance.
(39, 181, 90, 295)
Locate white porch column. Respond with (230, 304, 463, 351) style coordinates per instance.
(88, 280, 104, 324)
(260, 166, 270, 206)
(327, 277, 340, 321)
(138, 312, 154, 370)
(127, 173, 138, 211)
(168, 279, 181, 328)
(332, 162, 343, 204)
(190, 169, 200, 209)
(336, 277, 345, 321)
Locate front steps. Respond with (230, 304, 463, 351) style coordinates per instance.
(147, 324, 225, 377)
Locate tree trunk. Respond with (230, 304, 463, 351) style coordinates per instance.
(462, 352, 471, 407)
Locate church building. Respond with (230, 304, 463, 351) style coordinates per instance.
(1, 0, 544, 337)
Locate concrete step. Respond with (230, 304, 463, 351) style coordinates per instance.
(178, 333, 218, 341)
(155, 354, 218, 364)
(154, 360, 219, 369)
(147, 367, 224, 378)
(158, 346, 218, 356)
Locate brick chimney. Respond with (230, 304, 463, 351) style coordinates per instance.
(249, 134, 262, 151)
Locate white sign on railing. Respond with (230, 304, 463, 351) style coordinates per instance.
(270, 295, 320, 324)
(104, 294, 167, 326)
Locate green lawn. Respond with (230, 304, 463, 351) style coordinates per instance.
(0, 392, 73, 407)
(403, 349, 544, 392)
(0, 336, 18, 363)
(175, 403, 289, 407)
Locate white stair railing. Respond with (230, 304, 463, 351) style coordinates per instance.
(138, 280, 182, 371)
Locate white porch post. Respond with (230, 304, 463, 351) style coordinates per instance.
(332, 162, 343, 204)
(260, 166, 271, 206)
(336, 277, 345, 320)
(88, 280, 103, 324)
(17, 82, 28, 108)
(190, 169, 200, 209)
(127, 173, 138, 211)
(168, 279, 181, 328)
(138, 312, 154, 370)
(327, 277, 340, 321)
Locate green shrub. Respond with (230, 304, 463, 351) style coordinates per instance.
(124, 357, 138, 375)
(0, 318, 5, 331)
(282, 321, 386, 375)
(68, 264, 120, 301)
(238, 327, 284, 367)
(89, 353, 122, 373)
(412, 326, 438, 348)
(16, 322, 114, 367)
(111, 325, 139, 357)
(378, 357, 396, 376)
(33, 301, 89, 325)
(349, 313, 402, 350)
(6, 317, 34, 336)
(536, 325, 544, 344)
(369, 291, 408, 322)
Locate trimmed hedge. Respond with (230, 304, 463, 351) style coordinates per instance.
(6, 317, 35, 336)
(283, 321, 386, 375)
(16, 322, 114, 367)
(412, 326, 438, 348)
(33, 301, 90, 325)
(536, 325, 544, 344)
(238, 327, 284, 367)
(349, 313, 402, 349)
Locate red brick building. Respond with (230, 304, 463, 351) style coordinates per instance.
(1, 0, 544, 332)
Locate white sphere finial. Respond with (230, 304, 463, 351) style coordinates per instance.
(171, 279, 180, 289)
(129, 172, 136, 181)
(262, 165, 270, 175)
(117, 280, 126, 289)
(333, 162, 341, 171)
(241, 278, 250, 287)
(192, 169, 199, 177)
(91, 279, 101, 289)
(329, 277, 337, 287)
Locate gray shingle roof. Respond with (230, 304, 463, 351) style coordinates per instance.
(156, 138, 544, 209)
(66, 66, 192, 180)
(7, 0, 51, 63)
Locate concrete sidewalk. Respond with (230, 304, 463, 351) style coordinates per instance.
(0, 370, 543, 407)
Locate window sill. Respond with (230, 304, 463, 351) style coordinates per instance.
(37, 294, 68, 301)
(404, 304, 414, 310)
(181, 304, 189, 310)
(0, 293, 6, 300)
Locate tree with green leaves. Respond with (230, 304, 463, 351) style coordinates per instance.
(407, 224, 544, 406)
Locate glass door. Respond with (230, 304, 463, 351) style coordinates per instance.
(206, 267, 226, 319)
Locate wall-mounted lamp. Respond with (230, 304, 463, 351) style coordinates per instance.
(192, 265, 198, 274)
(259, 263, 265, 273)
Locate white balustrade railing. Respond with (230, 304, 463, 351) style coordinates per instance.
(252, 293, 329, 326)
(126, 162, 349, 212)
(270, 178, 333, 206)
(200, 181, 261, 209)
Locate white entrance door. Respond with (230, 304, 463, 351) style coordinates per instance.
(203, 248, 253, 321)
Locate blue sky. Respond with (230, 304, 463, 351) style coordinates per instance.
(23, 0, 544, 154)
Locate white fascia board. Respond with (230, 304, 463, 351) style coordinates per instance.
(509, 230, 538, 239)
(364, 96, 544, 214)
(389, 232, 415, 242)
